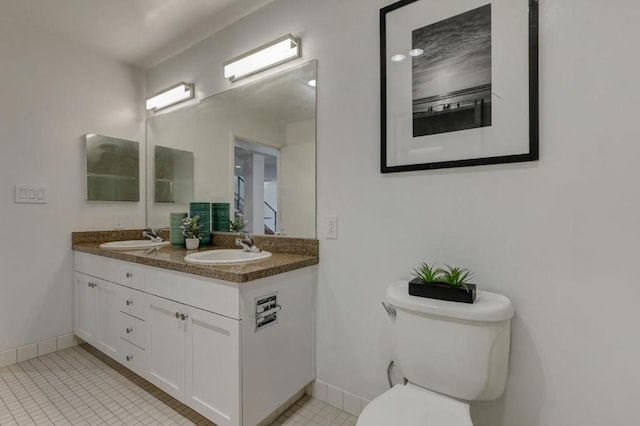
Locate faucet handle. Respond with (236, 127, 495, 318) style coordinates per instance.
(143, 228, 163, 242)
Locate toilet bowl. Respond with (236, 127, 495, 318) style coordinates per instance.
(356, 280, 514, 426)
(357, 383, 472, 426)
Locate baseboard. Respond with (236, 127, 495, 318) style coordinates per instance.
(256, 386, 307, 426)
(305, 379, 370, 417)
(0, 333, 80, 368)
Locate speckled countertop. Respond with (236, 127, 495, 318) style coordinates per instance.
(72, 230, 319, 283)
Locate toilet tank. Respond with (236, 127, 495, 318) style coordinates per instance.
(386, 281, 514, 401)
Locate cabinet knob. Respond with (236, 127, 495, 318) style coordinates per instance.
(180, 314, 188, 321)
(88, 282, 97, 288)
(126, 272, 133, 278)
(126, 299, 133, 306)
(175, 312, 181, 319)
(126, 355, 133, 362)
(126, 327, 133, 334)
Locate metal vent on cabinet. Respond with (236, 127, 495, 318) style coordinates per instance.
(255, 292, 281, 331)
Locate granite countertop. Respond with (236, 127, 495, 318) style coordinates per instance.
(72, 231, 319, 284)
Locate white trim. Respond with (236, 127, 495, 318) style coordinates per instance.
(0, 333, 79, 368)
(306, 379, 370, 417)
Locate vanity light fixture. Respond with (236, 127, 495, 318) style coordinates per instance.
(146, 82, 194, 111)
(224, 34, 300, 82)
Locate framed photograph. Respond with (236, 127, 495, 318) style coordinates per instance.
(380, 0, 538, 173)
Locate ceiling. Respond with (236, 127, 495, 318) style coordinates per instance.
(1, 0, 274, 68)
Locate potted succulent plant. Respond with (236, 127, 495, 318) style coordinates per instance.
(409, 263, 477, 303)
(181, 215, 202, 249)
(230, 214, 247, 233)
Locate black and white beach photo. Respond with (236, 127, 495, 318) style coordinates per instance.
(412, 4, 492, 137)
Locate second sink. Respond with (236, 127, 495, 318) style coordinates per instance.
(184, 249, 272, 265)
(100, 240, 170, 250)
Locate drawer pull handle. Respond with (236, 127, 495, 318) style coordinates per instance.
(126, 355, 133, 362)
(126, 327, 133, 334)
(126, 299, 133, 306)
(180, 314, 188, 321)
(88, 282, 97, 288)
(126, 272, 133, 278)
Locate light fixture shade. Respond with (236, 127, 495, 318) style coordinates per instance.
(224, 34, 300, 82)
(146, 82, 194, 111)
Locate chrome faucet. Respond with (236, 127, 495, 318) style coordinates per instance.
(142, 228, 163, 242)
(236, 233, 261, 253)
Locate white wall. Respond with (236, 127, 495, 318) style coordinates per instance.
(280, 119, 316, 237)
(153, 0, 640, 424)
(0, 15, 145, 351)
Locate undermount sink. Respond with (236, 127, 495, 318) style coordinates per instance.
(184, 249, 272, 265)
(99, 240, 170, 250)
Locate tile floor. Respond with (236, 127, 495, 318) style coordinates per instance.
(0, 345, 358, 426)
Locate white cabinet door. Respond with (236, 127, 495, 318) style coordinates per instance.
(95, 280, 121, 359)
(185, 307, 241, 426)
(147, 295, 186, 401)
(74, 273, 97, 343)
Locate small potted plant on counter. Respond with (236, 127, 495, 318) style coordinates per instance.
(181, 215, 202, 249)
(230, 213, 247, 233)
(409, 263, 477, 303)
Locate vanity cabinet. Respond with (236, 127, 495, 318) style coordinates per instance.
(74, 273, 121, 359)
(74, 251, 314, 426)
(147, 294, 240, 425)
(74, 273, 96, 342)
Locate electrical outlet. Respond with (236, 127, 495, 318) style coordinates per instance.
(113, 214, 125, 230)
(325, 215, 338, 239)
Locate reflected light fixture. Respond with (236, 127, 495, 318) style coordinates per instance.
(390, 54, 406, 62)
(224, 34, 300, 82)
(409, 48, 424, 57)
(146, 82, 194, 111)
(308, 79, 317, 87)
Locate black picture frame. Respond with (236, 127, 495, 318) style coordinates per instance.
(380, 0, 539, 173)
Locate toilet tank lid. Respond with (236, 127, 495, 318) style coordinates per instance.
(387, 281, 514, 322)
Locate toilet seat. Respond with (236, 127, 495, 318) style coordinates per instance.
(356, 383, 473, 426)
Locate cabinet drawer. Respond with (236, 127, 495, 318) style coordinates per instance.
(145, 267, 240, 319)
(118, 287, 148, 321)
(120, 339, 146, 378)
(119, 313, 147, 349)
(111, 260, 144, 290)
(75, 252, 144, 290)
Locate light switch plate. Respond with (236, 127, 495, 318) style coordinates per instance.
(113, 214, 126, 229)
(15, 185, 47, 204)
(324, 215, 338, 239)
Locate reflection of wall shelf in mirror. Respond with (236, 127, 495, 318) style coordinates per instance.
(154, 146, 194, 204)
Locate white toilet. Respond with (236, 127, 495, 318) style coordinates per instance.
(357, 280, 514, 426)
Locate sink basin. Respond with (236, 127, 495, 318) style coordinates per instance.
(184, 249, 272, 265)
(99, 240, 170, 250)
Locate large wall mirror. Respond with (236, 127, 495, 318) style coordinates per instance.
(146, 60, 317, 238)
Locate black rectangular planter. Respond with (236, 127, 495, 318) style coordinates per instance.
(408, 278, 477, 304)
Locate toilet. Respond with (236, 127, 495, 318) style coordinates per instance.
(357, 280, 514, 426)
